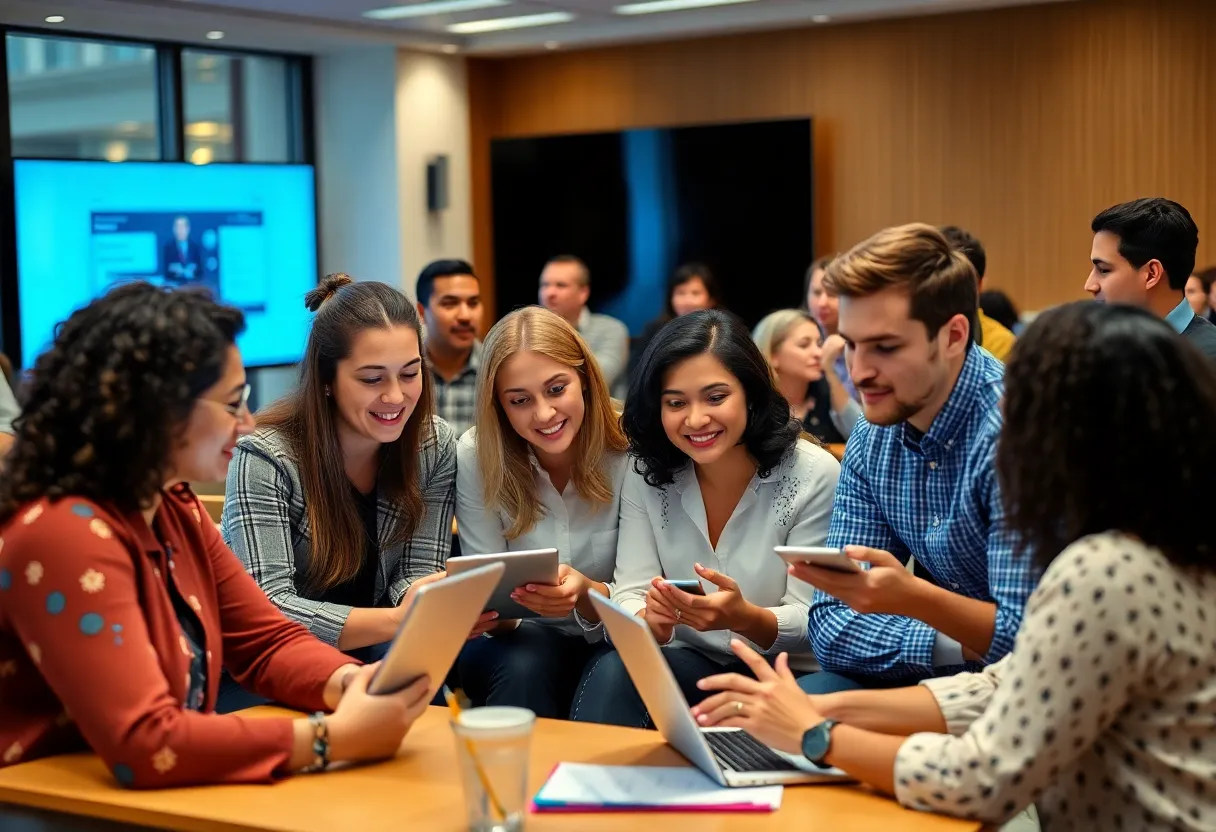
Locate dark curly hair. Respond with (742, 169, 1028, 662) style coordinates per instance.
(998, 301, 1216, 572)
(0, 282, 244, 524)
(623, 308, 801, 487)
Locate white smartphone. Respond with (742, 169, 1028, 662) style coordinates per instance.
(774, 546, 865, 574)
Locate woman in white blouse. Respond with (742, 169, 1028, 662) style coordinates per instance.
(454, 306, 629, 718)
(693, 302, 1216, 831)
(572, 309, 839, 727)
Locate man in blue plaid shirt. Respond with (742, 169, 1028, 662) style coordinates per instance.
(792, 224, 1037, 694)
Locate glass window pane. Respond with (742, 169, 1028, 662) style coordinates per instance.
(6, 34, 159, 160)
(183, 51, 290, 164)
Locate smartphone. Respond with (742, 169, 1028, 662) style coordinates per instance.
(661, 579, 707, 596)
(774, 546, 865, 574)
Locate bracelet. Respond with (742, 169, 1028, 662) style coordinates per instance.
(301, 712, 330, 773)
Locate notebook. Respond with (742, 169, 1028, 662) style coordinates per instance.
(531, 763, 783, 813)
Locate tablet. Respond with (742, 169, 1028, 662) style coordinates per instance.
(367, 562, 504, 696)
(446, 548, 560, 620)
(774, 546, 865, 574)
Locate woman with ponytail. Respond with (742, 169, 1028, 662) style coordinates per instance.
(220, 276, 486, 709)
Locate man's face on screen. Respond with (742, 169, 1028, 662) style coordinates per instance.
(174, 218, 190, 242)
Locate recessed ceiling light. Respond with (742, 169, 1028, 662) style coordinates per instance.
(544, 41, 560, 50)
(811, 14, 830, 23)
(615, 0, 756, 14)
(365, 0, 510, 19)
(45, 15, 66, 23)
(440, 44, 459, 53)
(205, 30, 225, 40)
(447, 11, 573, 33)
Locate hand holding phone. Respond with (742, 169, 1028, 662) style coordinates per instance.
(774, 546, 866, 574)
(661, 578, 707, 596)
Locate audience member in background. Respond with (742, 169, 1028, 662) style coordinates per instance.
(415, 259, 483, 438)
(978, 289, 1022, 335)
(940, 226, 1015, 362)
(795, 224, 1035, 695)
(539, 255, 629, 391)
(0, 369, 17, 459)
(221, 276, 482, 710)
(1087, 197, 1216, 361)
(0, 283, 431, 786)
(694, 302, 1216, 831)
(803, 254, 856, 402)
(626, 263, 720, 387)
(571, 309, 839, 727)
(752, 309, 861, 443)
(1186, 266, 1216, 324)
(454, 307, 629, 718)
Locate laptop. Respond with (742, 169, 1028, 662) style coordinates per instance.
(590, 591, 852, 787)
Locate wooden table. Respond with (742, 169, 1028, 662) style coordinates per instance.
(0, 706, 981, 832)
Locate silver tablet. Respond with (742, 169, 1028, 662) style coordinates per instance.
(446, 548, 560, 620)
(367, 562, 504, 697)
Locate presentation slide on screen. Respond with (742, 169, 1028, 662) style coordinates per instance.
(14, 160, 318, 368)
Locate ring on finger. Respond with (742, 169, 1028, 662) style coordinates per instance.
(734, 701, 744, 715)
(675, 609, 682, 620)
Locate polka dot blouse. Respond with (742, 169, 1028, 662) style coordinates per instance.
(895, 532, 1216, 830)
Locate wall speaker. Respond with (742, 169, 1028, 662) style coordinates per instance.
(427, 155, 449, 212)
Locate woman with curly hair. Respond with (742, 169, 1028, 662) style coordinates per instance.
(454, 306, 629, 718)
(221, 275, 484, 709)
(695, 302, 1216, 830)
(571, 308, 840, 726)
(0, 283, 432, 787)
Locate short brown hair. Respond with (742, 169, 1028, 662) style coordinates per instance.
(825, 223, 978, 342)
(544, 255, 590, 287)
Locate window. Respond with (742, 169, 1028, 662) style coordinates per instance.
(182, 50, 291, 164)
(6, 34, 159, 160)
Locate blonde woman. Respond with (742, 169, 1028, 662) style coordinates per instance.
(454, 306, 629, 718)
(753, 309, 861, 443)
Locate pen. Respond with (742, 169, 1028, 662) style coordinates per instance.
(445, 688, 507, 821)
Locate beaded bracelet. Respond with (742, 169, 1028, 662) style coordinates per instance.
(301, 712, 330, 773)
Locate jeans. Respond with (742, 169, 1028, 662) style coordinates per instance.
(570, 643, 752, 728)
(796, 669, 923, 694)
(456, 621, 602, 719)
(215, 640, 397, 714)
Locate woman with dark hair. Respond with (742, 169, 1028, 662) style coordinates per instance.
(624, 263, 721, 389)
(222, 275, 484, 705)
(1185, 267, 1216, 324)
(978, 289, 1022, 334)
(571, 309, 839, 726)
(695, 302, 1216, 830)
(0, 283, 432, 786)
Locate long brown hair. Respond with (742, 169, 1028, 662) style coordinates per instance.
(475, 306, 627, 539)
(257, 274, 435, 592)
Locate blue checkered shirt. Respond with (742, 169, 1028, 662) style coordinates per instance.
(809, 346, 1036, 682)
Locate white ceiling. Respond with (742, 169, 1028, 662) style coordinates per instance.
(1, 0, 1073, 55)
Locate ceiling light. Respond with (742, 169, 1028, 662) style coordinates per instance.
(811, 14, 830, 23)
(185, 121, 220, 139)
(447, 11, 573, 33)
(365, 0, 510, 19)
(190, 147, 214, 166)
(615, 0, 756, 14)
(544, 41, 560, 50)
(205, 30, 225, 40)
(103, 141, 129, 163)
(45, 15, 66, 23)
(440, 44, 459, 53)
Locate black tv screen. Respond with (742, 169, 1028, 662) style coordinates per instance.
(490, 118, 813, 333)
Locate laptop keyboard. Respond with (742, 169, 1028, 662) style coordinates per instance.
(705, 730, 800, 773)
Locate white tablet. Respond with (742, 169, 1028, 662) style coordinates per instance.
(367, 562, 504, 697)
(445, 548, 560, 620)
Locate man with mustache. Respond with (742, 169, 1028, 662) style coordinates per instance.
(792, 223, 1036, 695)
(416, 259, 483, 438)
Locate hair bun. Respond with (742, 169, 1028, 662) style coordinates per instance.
(305, 273, 354, 312)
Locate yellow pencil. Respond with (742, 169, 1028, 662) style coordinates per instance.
(446, 689, 507, 821)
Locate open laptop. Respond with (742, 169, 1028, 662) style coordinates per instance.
(590, 591, 852, 787)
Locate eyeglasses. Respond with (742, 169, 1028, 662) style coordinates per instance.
(201, 383, 251, 418)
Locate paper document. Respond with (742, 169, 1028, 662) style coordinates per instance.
(532, 763, 783, 813)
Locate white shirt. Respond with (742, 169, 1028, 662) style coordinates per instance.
(611, 438, 839, 670)
(896, 532, 1216, 830)
(455, 427, 628, 639)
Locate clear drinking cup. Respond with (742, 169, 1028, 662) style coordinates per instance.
(451, 706, 536, 832)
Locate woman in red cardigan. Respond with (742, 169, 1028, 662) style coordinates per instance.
(0, 283, 431, 788)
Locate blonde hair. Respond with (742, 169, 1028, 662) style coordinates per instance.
(752, 309, 818, 367)
(475, 306, 628, 539)
(824, 223, 978, 340)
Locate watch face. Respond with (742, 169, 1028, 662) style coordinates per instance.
(801, 722, 832, 762)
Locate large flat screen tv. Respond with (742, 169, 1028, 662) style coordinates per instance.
(12, 159, 318, 368)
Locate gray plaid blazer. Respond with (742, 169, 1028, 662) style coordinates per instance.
(220, 417, 456, 646)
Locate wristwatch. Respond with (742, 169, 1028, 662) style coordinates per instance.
(800, 718, 840, 767)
